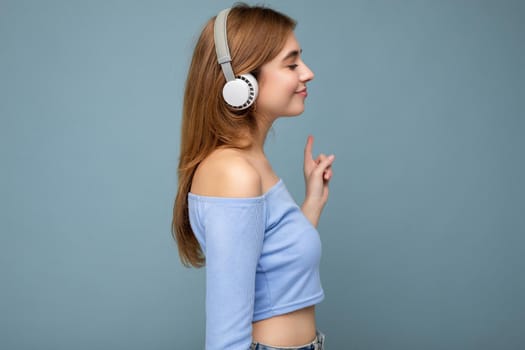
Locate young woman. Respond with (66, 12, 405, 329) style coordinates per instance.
(173, 4, 334, 350)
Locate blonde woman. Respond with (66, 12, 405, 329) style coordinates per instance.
(173, 4, 334, 349)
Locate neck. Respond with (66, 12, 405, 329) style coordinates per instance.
(245, 111, 275, 155)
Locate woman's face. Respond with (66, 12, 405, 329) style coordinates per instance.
(255, 32, 314, 118)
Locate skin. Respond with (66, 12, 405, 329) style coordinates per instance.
(191, 32, 335, 347)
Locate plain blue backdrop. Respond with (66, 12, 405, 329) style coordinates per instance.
(1, 0, 524, 349)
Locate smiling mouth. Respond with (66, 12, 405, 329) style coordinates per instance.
(295, 88, 308, 97)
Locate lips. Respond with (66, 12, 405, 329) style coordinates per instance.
(295, 88, 308, 97)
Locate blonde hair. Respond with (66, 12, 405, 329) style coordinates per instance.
(172, 4, 296, 267)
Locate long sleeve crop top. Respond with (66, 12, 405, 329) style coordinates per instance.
(187, 179, 324, 350)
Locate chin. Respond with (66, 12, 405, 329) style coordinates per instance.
(282, 102, 306, 117)
(280, 110, 304, 118)
(287, 106, 306, 116)
(268, 102, 306, 118)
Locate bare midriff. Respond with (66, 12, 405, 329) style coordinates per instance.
(251, 305, 317, 347)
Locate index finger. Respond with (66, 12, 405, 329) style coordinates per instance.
(304, 135, 314, 159)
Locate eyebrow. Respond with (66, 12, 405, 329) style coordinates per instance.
(282, 49, 302, 62)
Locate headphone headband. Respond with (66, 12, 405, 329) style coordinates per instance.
(214, 8, 235, 82)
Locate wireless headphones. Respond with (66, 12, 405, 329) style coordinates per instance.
(214, 8, 258, 110)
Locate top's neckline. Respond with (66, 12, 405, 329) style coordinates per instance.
(188, 178, 283, 201)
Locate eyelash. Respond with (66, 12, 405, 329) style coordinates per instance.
(288, 64, 298, 70)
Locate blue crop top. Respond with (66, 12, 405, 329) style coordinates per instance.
(188, 179, 324, 350)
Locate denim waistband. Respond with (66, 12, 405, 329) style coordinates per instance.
(250, 330, 325, 350)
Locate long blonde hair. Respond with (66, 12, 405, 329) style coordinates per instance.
(172, 4, 296, 267)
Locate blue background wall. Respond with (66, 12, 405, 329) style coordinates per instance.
(1, 0, 523, 349)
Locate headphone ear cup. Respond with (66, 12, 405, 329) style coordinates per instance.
(222, 73, 259, 110)
(241, 73, 258, 106)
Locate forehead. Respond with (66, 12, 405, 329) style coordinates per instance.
(275, 32, 301, 59)
(259, 32, 301, 73)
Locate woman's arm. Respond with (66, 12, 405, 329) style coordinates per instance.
(301, 135, 335, 227)
(201, 197, 265, 349)
(191, 156, 264, 350)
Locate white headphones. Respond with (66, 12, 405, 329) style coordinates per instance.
(214, 8, 259, 110)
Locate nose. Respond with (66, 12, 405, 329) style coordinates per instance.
(300, 61, 314, 82)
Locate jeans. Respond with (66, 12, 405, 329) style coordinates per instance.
(250, 330, 325, 350)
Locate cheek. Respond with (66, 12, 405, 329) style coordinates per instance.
(258, 72, 296, 101)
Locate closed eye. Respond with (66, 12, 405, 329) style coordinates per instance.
(288, 64, 298, 70)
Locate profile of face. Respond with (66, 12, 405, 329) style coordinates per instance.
(255, 32, 314, 118)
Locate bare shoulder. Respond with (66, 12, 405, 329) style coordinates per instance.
(191, 148, 262, 197)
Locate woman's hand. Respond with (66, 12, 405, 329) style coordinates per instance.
(301, 135, 335, 227)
